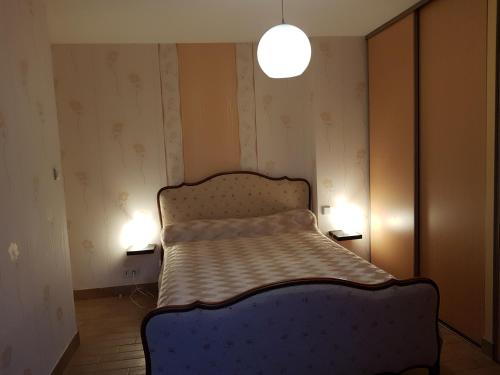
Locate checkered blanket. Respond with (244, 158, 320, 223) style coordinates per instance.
(158, 209, 392, 307)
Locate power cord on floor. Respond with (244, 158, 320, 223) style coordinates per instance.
(129, 270, 155, 309)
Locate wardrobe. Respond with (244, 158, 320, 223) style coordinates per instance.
(368, 0, 490, 345)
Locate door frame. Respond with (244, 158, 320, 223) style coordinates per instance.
(493, 0, 500, 361)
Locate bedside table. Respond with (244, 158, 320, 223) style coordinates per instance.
(328, 230, 362, 241)
(126, 243, 157, 256)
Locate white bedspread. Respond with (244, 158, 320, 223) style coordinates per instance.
(158, 209, 392, 307)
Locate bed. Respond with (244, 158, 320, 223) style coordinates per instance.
(141, 171, 441, 375)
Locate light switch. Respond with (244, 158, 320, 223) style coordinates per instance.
(321, 205, 331, 215)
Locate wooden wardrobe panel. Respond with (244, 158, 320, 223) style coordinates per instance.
(368, 14, 415, 279)
(177, 44, 241, 182)
(420, 0, 487, 343)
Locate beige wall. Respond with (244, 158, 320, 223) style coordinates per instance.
(159, 44, 185, 186)
(0, 0, 77, 373)
(245, 38, 370, 258)
(53, 37, 369, 290)
(252, 45, 315, 184)
(45, 0, 422, 43)
(236, 44, 258, 171)
(52, 44, 169, 290)
(310, 37, 370, 259)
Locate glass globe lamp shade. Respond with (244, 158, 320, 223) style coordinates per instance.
(257, 23, 311, 79)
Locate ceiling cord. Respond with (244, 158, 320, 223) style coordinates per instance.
(282, 0, 285, 23)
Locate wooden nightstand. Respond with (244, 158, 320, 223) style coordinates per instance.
(126, 244, 157, 256)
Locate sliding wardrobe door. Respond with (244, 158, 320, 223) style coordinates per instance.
(420, 0, 487, 343)
(368, 13, 416, 279)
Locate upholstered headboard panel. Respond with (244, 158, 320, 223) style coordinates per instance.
(157, 172, 311, 226)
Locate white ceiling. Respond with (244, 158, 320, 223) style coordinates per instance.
(46, 0, 420, 44)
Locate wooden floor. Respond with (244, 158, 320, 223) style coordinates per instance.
(64, 293, 156, 375)
(406, 329, 500, 375)
(64, 294, 500, 375)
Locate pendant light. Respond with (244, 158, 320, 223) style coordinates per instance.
(257, 0, 311, 79)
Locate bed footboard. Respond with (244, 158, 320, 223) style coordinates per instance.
(141, 278, 440, 375)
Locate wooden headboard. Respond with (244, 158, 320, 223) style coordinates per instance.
(157, 171, 311, 227)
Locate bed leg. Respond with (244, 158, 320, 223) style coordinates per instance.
(429, 362, 440, 375)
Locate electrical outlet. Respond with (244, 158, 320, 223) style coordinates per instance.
(123, 268, 140, 279)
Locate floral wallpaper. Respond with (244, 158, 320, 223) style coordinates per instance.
(159, 44, 184, 186)
(0, 0, 77, 373)
(52, 44, 172, 290)
(236, 43, 258, 171)
(240, 38, 369, 258)
(53, 37, 368, 292)
(251, 43, 316, 186)
(310, 37, 370, 258)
